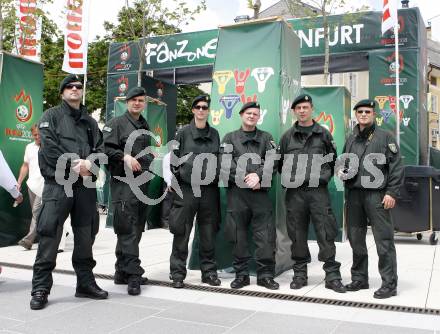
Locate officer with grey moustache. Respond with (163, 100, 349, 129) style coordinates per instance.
(278, 94, 345, 293)
(169, 95, 221, 289)
(340, 99, 403, 299)
(30, 74, 107, 310)
(221, 101, 279, 290)
(103, 87, 153, 296)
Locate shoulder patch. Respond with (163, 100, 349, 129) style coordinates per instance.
(103, 126, 112, 133)
(39, 121, 49, 129)
(388, 143, 397, 154)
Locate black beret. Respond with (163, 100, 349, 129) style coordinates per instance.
(59, 74, 82, 93)
(191, 95, 211, 108)
(353, 99, 376, 110)
(239, 101, 260, 114)
(126, 87, 146, 101)
(291, 94, 312, 109)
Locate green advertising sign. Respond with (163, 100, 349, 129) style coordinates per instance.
(107, 8, 422, 71)
(369, 49, 420, 165)
(107, 41, 141, 74)
(0, 53, 43, 247)
(188, 19, 301, 274)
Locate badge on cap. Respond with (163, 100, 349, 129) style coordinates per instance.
(305, 96, 309, 101)
(103, 126, 112, 133)
(388, 143, 397, 153)
(39, 121, 49, 129)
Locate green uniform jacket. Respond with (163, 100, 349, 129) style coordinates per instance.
(220, 127, 277, 190)
(342, 123, 404, 198)
(38, 100, 103, 180)
(171, 119, 220, 186)
(103, 111, 154, 177)
(278, 121, 336, 187)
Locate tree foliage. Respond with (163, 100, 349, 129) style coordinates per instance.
(0, 0, 207, 124)
(177, 85, 205, 126)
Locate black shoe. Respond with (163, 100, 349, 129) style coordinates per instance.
(374, 286, 397, 299)
(290, 277, 307, 290)
(230, 276, 250, 289)
(172, 279, 184, 289)
(325, 279, 347, 293)
(257, 277, 279, 290)
(127, 276, 141, 296)
(345, 280, 369, 291)
(114, 272, 148, 285)
(75, 282, 109, 299)
(30, 290, 48, 310)
(202, 274, 221, 286)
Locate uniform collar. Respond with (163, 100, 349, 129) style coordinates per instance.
(190, 119, 212, 139)
(62, 100, 88, 122)
(291, 120, 322, 135)
(124, 111, 148, 129)
(355, 122, 375, 139)
(238, 127, 261, 144)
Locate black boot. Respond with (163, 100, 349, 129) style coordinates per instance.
(290, 277, 307, 290)
(230, 276, 250, 289)
(257, 278, 279, 290)
(202, 274, 221, 286)
(127, 276, 141, 296)
(325, 279, 346, 293)
(345, 280, 369, 291)
(374, 286, 397, 299)
(30, 290, 48, 310)
(75, 282, 108, 299)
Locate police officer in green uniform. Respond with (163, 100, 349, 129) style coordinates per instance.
(339, 99, 403, 299)
(169, 95, 221, 289)
(103, 87, 154, 296)
(221, 101, 279, 290)
(30, 74, 108, 310)
(279, 94, 346, 293)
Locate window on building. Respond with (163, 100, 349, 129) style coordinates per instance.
(430, 76, 437, 86)
(349, 72, 358, 97)
(432, 94, 438, 114)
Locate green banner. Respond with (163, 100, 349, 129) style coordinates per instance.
(302, 86, 351, 241)
(188, 19, 301, 275)
(107, 8, 422, 72)
(105, 73, 139, 121)
(107, 41, 141, 74)
(0, 53, 44, 247)
(369, 49, 420, 165)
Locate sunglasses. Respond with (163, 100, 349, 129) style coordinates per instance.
(356, 109, 372, 114)
(65, 83, 83, 90)
(193, 105, 209, 110)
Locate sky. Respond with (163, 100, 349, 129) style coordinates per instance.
(48, 0, 440, 42)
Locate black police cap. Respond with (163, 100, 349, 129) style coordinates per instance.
(126, 87, 146, 101)
(291, 94, 312, 109)
(59, 74, 82, 93)
(239, 101, 260, 114)
(353, 99, 376, 110)
(191, 95, 211, 108)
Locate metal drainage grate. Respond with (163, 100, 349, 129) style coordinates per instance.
(1, 261, 438, 316)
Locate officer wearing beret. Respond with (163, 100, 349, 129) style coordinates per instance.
(340, 99, 403, 299)
(278, 94, 346, 293)
(30, 74, 107, 310)
(103, 87, 153, 296)
(221, 101, 279, 290)
(169, 95, 221, 288)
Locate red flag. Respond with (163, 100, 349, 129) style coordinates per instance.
(382, 0, 398, 35)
